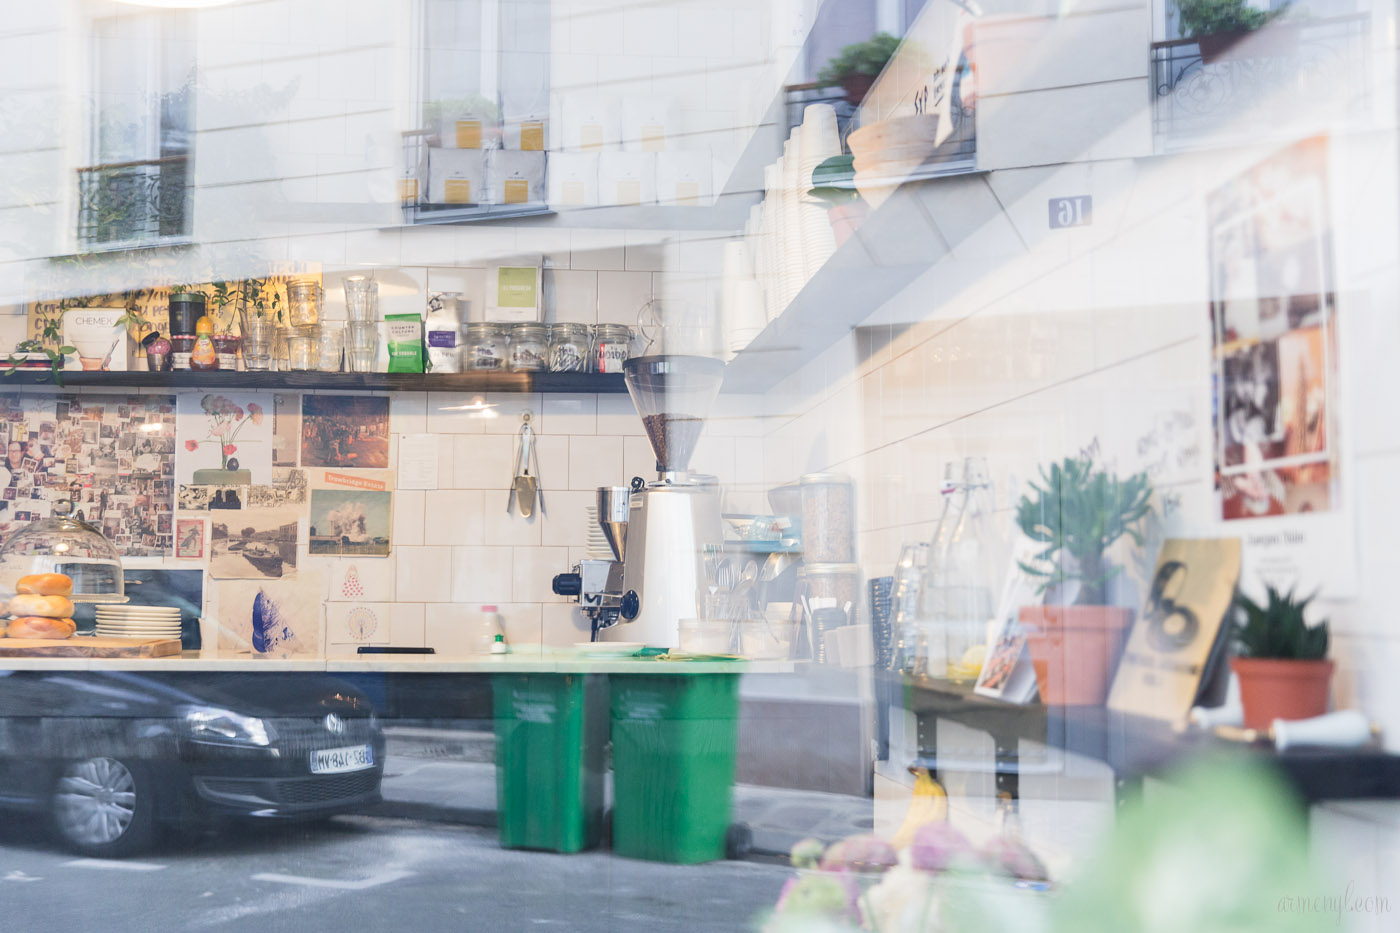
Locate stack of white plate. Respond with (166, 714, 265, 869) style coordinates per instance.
(95, 605, 183, 640)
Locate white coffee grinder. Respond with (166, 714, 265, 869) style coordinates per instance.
(553, 353, 725, 647)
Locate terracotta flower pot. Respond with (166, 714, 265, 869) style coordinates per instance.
(1019, 605, 1134, 706)
(840, 73, 877, 106)
(1195, 26, 1299, 65)
(827, 201, 869, 248)
(1230, 656, 1333, 731)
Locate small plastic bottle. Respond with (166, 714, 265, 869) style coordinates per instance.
(191, 316, 218, 371)
(479, 604, 505, 653)
(490, 633, 509, 655)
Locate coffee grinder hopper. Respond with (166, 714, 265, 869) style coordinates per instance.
(623, 354, 726, 474)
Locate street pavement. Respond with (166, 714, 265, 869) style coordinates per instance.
(0, 740, 876, 931)
(0, 812, 791, 931)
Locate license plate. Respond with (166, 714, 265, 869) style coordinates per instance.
(310, 744, 374, 774)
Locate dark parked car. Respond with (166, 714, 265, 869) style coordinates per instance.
(0, 670, 385, 856)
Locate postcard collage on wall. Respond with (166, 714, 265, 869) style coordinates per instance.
(0, 390, 395, 658)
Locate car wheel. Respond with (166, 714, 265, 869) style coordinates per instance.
(51, 756, 156, 857)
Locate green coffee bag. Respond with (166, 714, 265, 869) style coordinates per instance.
(385, 313, 424, 373)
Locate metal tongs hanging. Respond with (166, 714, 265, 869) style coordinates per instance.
(507, 411, 545, 518)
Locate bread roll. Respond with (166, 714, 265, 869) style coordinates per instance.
(17, 573, 73, 597)
(8, 594, 75, 619)
(6, 616, 76, 639)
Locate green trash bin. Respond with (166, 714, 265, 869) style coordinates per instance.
(609, 672, 741, 864)
(492, 672, 606, 852)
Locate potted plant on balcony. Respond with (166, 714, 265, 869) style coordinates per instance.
(1230, 585, 1331, 730)
(1176, 0, 1292, 63)
(817, 32, 901, 105)
(1015, 455, 1153, 705)
(808, 155, 868, 247)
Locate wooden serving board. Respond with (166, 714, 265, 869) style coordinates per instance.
(0, 636, 182, 658)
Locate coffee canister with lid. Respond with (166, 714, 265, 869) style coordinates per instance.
(508, 322, 549, 371)
(464, 323, 508, 371)
(549, 322, 591, 372)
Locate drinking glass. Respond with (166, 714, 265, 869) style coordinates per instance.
(343, 275, 379, 322)
(287, 281, 322, 327)
(347, 321, 378, 372)
(286, 326, 318, 371)
(317, 321, 345, 372)
(242, 318, 277, 371)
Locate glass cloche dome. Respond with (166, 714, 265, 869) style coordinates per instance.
(0, 500, 126, 602)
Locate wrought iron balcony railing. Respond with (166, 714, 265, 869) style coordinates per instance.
(1151, 15, 1371, 148)
(76, 154, 191, 250)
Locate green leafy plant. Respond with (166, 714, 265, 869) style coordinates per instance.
(1234, 585, 1328, 660)
(816, 32, 901, 87)
(1015, 456, 1153, 605)
(808, 155, 861, 207)
(1176, 0, 1289, 38)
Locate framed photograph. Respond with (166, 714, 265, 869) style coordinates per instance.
(208, 508, 300, 580)
(301, 395, 391, 469)
(308, 488, 392, 556)
(175, 517, 206, 559)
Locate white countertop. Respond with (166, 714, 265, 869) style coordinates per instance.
(0, 649, 800, 675)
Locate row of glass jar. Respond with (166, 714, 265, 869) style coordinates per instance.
(463, 322, 633, 373)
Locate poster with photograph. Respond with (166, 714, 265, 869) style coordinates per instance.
(309, 489, 392, 557)
(176, 392, 274, 486)
(1207, 135, 1356, 596)
(176, 517, 206, 559)
(178, 468, 307, 512)
(0, 393, 176, 556)
(208, 508, 300, 579)
(301, 395, 390, 469)
(214, 574, 324, 658)
(272, 393, 301, 467)
(1108, 538, 1242, 722)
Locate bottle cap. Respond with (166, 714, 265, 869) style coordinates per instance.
(493, 634, 503, 642)
(482, 605, 497, 612)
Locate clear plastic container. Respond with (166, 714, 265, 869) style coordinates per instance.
(800, 472, 856, 562)
(508, 323, 549, 371)
(464, 323, 509, 371)
(0, 500, 126, 602)
(549, 322, 591, 372)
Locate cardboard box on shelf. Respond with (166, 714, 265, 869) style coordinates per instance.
(598, 152, 656, 206)
(485, 150, 546, 206)
(62, 307, 132, 371)
(427, 148, 486, 205)
(547, 152, 599, 207)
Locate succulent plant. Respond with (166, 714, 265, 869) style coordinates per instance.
(1234, 585, 1328, 661)
(1015, 455, 1153, 605)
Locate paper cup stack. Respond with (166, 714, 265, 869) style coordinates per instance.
(797, 104, 840, 279)
(96, 605, 183, 640)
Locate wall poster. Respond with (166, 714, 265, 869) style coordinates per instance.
(0, 394, 176, 556)
(1207, 135, 1356, 596)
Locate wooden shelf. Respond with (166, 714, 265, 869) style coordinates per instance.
(895, 674, 1400, 805)
(8, 370, 628, 394)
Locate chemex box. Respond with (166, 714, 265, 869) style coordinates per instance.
(62, 307, 133, 371)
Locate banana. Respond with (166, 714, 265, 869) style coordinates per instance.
(891, 767, 948, 849)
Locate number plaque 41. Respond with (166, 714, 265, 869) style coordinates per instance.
(1049, 196, 1092, 229)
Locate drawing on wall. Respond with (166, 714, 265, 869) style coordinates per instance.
(215, 573, 324, 658)
(1208, 136, 1338, 520)
(175, 517, 205, 559)
(208, 508, 300, 579)
(325, 558, 394, 602)
(176, 393, 274, 486)
(0, 394, 176, 556)
(301, 395, 390, 469)
(272, 392, 301, 467)
(327, 602, 389, 645)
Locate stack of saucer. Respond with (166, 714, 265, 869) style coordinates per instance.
(95, 605, 183, 640)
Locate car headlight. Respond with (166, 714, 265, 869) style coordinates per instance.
(181, 706, 276, 746)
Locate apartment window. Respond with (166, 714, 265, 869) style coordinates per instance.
(404, 0, 551, 221)
(78, 10, 194, 249)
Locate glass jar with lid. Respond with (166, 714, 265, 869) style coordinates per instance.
(508, 323, 549, 372)
(593, 323, 632, 374)
(286, 280, 322, 328)
(463, 323, 509, 371)
(0, 499, 126, 602)
(549, 323, 591, 372)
